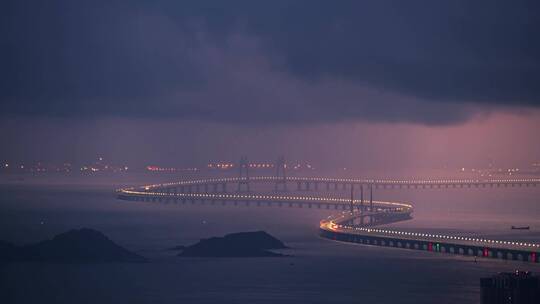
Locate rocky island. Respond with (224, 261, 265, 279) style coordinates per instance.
(0, 228, 146, 263)
(176, 231, 288, 257)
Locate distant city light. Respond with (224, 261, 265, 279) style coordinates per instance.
(207, 162, 235, 169)
(146, 166, 198, 172)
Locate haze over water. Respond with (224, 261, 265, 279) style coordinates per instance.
(1, 172, 539, 304)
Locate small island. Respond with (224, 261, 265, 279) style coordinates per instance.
(0, 228, 146, 263)
(176, 231, 289, 257)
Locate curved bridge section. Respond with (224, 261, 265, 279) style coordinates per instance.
(117, 176, 540, 263)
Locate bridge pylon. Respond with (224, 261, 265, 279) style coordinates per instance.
(237, 156, 250, 192)
(359, 184, 365, 225)
(359, 184, 364, 212)
(369, 184, 373, 211)
(274, 156, 287, 192)
(349, 187, 354, 214)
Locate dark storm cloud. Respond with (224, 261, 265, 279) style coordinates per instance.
(1, 0, 539, 125)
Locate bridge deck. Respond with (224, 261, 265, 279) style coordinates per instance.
(117, 175, 539, 263)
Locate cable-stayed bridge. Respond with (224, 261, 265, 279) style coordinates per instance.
(117, 159, 540, 263)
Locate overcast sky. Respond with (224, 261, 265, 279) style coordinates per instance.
(1, 1, 539, 170)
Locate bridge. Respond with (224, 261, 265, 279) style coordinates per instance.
(116, 159, 540, 263)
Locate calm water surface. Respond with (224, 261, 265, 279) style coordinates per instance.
(1, 174, 539, 304)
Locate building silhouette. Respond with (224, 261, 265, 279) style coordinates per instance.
(480, 271, 540, 304)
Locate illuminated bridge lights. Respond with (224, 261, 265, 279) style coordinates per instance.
(334, 225, 540, 250)
(117, 176, 540, 256)
(128, 176, 540, 191)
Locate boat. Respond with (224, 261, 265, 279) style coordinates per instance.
(511, 226, 530, 230)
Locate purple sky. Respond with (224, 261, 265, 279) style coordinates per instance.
(2, 111, 539, 171)
(1, 1, 539, 170)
